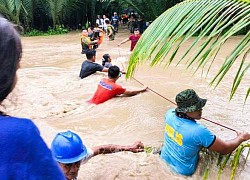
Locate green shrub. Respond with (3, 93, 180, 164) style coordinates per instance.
(24, 25, 68, 36)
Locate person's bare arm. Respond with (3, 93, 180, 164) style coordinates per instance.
(123, 86, 147, 96)
(101, 67, 109, 72)
(89, 40, 98, 45)
(118, 38, 130, 46)
(209, 131, 250, 154)
(91, 141, 144, 156)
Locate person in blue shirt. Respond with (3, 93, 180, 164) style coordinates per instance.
(160, 89, 250, 176)
(0, 16, 65, 179)
(111, 12, 119, 33)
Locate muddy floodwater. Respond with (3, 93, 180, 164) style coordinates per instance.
(4, 26, 250, 179)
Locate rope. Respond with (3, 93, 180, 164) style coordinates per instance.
(132, 77, 237, 133)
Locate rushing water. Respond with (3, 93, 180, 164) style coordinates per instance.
(4, 27, 250, 180)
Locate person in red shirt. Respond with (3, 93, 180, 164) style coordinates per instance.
(89, 65, 147, 104)
(118, 28, 141, 51)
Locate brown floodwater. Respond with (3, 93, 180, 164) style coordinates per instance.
(5, 26, 250, 179)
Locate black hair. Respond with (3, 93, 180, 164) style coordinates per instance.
(134, 28, 139, 32)
(102, 54, 110, 66)
(85, 49, 96, 59)
(105, 19, 110, 24)
(108, 65, 120, 79)
(0, 16, 22, 103)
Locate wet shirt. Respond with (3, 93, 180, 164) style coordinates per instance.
(0, 115, 65, 179)
(79, 60, 104, 79)
(129, 35, 141, 51)
(160, 109, 215, 176)
(89, 78, 126, 104)
(104, 62, 112, 68)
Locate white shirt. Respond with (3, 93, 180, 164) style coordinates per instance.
(96, 18, 104, 28)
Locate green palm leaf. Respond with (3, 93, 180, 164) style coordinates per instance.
(127, 0, 250, 101)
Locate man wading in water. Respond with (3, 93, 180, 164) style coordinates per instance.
(160, 89, 250, 176)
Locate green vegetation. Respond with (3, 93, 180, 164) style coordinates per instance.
(200, 144, 250, 180)
(127, 0, 250, 102)
(24, 25, 68, 36)
(0, 0, 180, 35)
(145, 144, 250, 179)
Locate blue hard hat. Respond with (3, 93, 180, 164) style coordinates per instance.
(51, 130, 88, 163)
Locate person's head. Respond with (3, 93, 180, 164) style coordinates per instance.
(85, 49, 96, 61)
(103, 15, 106, 19)
(0, 16, 22, 103)
(51, 130, 88, 180)
(81, 29, 88, 37)
(105, 19, 110, 24)
(134, 28, 140, 35)
(97, 15, 100, 19)
(108, 65, 121, 79)
(114, 12, 117, 16)
(175, 89, 207, 120)
(102, 54, 111, 66)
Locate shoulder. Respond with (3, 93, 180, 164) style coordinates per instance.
(165, 108, 175, 116)
(86, 147, 94, 160)
(1, 116, 37, 128)
(114, 83, 125, 91)
(192, 122, 214, 141)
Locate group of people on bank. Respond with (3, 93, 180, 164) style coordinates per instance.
(81, 12, 142, 54)
(1, 14, 250, 180)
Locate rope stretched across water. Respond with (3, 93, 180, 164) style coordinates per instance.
(132, 77, 237, 133)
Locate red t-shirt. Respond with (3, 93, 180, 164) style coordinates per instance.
(89, 78, 126, 104)
(129, 35, 141, 51)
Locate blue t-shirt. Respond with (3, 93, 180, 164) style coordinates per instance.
(0, 115, 65, 180)
(111, 16, 119, 25)
(160, 109, 215, 176)
(79, 60, 104, 79)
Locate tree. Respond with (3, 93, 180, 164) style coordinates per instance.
(0, 0, 24, 25)
(127, 0, 250, 102)
(120, 0, 181, 21)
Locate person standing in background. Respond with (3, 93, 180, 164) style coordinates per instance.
(118, 28, 141, 51)
(96, 15, 104, 30)
(111, 12, 119, 33)
(105, 20, 115, 41)
(103, 14, 110, 33)
(81, 29, 98, 54)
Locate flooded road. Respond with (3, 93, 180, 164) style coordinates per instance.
(5, 26, 250, 179)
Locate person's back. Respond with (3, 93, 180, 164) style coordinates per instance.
(0, 116, 65, 179)
(79, 61, 103, 78)
(89, 66, 147, 104)
(102, 54, 112, 68)
(79, 49, 107, 79)
(105, 19, 115, 41)
(160, 108, 214, 175)
(89, 78, 126, 104)
(160, 89, 250, 176)
(0, 16, 64, 179)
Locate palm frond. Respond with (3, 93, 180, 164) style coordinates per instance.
(127, 0, 250, 101)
